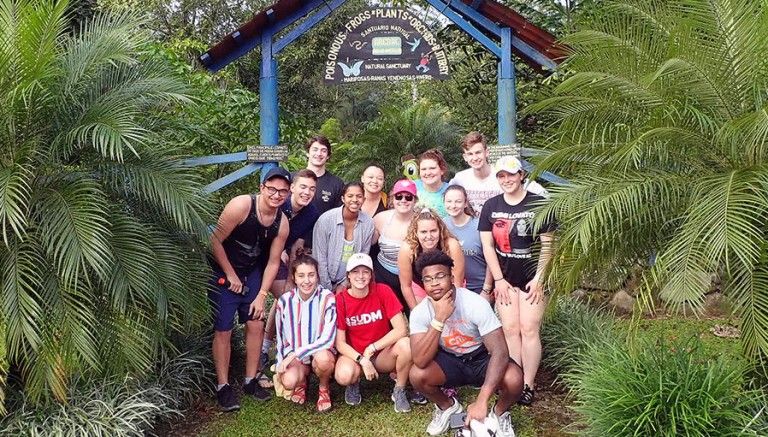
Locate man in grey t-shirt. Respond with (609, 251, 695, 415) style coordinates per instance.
(408, 250, 523, 437)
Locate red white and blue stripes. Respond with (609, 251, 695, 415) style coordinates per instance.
(275, 285, 337, 364)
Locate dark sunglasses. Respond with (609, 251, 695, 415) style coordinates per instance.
(394, 193, 414, 201)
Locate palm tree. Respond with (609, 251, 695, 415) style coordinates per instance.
(527, 0, 768, 361)
(0, 0, 213, 404)
(346, 101, 460, 185)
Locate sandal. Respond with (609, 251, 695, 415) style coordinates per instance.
(316, 386, 332, 413)
(518, 384, 535, 406)
(256, 371, 274, 389)
(290, 382, 307, 405)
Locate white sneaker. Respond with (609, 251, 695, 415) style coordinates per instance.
(426, 397, 462, 436)
(488, 404, 516, 437)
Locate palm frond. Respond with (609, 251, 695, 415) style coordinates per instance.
(531, 1, 768, 357)
(99, 152, 212, 237)
(33, 175, 113, 287)
(0, 238, 46, 362)
(60, 8, 149, 100)
(728, 253, 768, 360)
(0, 164, 32, 245)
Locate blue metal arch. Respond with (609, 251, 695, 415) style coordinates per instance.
(192, 1, 567, 192)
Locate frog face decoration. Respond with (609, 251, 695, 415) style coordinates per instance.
(401, 154, 419, 180)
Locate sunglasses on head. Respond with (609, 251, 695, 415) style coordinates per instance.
(394, 193, 414, 201)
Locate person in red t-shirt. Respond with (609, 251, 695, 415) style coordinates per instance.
(335, 253, 415, 413)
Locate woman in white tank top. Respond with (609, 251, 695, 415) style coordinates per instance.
(373, 180, 418, 309)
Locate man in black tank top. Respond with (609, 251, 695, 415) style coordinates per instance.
(209, 166, 290, 411)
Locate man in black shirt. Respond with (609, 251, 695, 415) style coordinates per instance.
(208, 167, 290, 411)
(304, 134, 344, 216)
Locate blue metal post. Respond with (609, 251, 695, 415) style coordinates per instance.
(260, 31, 279, 147)
(498, 27, 516, 145)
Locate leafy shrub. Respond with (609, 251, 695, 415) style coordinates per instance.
(0, 351, 210, 436)
(566, 337, 762, 436)
(541, 297, 620, 375)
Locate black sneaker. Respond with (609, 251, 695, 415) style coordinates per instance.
(518, 384, 534, 406)
(216, 384, 240, 412)
(244, 378, 273, 401)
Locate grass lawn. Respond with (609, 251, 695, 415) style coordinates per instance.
(183, 314, 742, 437)
(198, 378, 534, 437)
(629, 316, 742, 359)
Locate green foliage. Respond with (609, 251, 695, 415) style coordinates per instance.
(541, 297, 619, 375)
(0, 349, 210, 435)
(528, 0, 768, 362)
(349, 101, 460, 185)
(566, 336, 764, 436)
(0, 0, 213, 403)
(0, 322, 5, 415)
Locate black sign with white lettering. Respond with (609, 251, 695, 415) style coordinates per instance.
(324, 8, 450, 84)
(247, 144, 289, 163)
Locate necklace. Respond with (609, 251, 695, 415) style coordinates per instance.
(255, 195, 269, 239)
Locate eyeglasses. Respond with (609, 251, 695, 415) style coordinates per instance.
(394, 193, 414, 201)
(421, 271, 450, 284)
(263, 185, 290, 197)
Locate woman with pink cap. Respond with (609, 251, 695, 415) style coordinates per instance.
(373, 179, 418, 309)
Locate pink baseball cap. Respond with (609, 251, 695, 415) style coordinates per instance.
(391, 179, 417, 196)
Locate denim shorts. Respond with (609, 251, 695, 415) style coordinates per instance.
(208, 268, 263, 331)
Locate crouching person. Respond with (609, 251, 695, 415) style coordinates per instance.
(409, 250, 523, 437)
(334, 253, 415, 412)
(275, 255, 337, 412)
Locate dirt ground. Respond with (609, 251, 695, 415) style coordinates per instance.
(529, 367, 584, 436)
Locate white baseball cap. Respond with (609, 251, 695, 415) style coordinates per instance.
(346, 253, 373, 272)
(494, 155, 524, 175)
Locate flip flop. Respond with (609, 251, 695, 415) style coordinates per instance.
(316, 386, 332, 413)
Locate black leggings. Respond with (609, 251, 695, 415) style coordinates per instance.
(373, 257, 409, 315)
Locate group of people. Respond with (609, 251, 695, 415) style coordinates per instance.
(207, 132, 555, 436)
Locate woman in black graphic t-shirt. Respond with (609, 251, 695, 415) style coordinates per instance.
(478, 156, 555, 407)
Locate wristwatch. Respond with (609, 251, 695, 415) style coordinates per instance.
(355, 354, 363, 363)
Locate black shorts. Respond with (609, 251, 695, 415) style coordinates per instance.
(275, 260, 288, 281)
(434, 346, 519, 388)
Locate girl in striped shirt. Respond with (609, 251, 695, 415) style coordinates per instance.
(275, 255, 337, 412)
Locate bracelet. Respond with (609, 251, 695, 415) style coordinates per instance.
(258, 289, 269, 296)
(481, 288, 492, 294)
(371, 343, 378, 352)
(493, 277, 504, 282)
(430, 318, 445, 332)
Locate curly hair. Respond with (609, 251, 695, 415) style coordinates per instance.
(414, 250, 454, 276)
(404, 208, 456, 260)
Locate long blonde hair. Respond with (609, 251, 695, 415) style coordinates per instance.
(404, 208, 456, 260)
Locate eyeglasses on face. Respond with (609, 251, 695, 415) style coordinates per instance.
(421, 271, 449, 284)
(394, 193, 414, 201)
(263, 185, 290, 197)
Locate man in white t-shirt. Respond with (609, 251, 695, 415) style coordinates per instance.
(450, 131, 547, 214)
(408, 250, 523, 437)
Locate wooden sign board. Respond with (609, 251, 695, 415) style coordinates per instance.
(487, 143, 521, 164)
(324, 8, 450, 84)
(247, 144, 289, 163)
